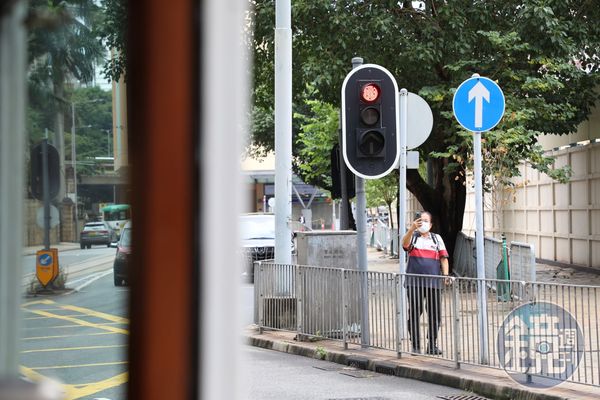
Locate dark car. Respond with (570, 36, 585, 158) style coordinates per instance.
(113, 222, 132, 286)
(240, 213, 275, 282)
(80, 221, 115, 249)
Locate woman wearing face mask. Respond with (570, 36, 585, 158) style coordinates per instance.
(401, 211, 450, 356)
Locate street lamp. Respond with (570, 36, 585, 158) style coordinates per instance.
(99, 128, 112, 157)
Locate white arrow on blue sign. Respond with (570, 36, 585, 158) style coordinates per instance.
(453, 76, 505, 132)
(39, 254, 53, 266)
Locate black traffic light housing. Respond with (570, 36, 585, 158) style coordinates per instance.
(30, 140, 60, 200)
(342, 64, 399, 179)
(330, 144, 355, 199)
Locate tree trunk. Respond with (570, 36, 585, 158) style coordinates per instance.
(406, 157, 466, 272)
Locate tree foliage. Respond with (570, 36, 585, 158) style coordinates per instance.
(366, 173, 398, 229)
(28, 0, 106, 200)
(28, 86, 113, 176)
(97, 0, 127, 81)
(295, 99, 339, 192)
(249, 0, 600, 260)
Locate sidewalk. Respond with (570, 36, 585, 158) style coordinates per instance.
(22, 242, 81, 256)
(245, 327, 600, 400)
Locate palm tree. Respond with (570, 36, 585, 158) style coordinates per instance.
(28, 0, 105, 201)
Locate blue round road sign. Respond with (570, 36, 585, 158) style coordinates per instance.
(453, 76, 505, 132)
(38, 253, 53, 266)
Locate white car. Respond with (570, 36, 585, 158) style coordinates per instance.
(240, 213, 275, 282)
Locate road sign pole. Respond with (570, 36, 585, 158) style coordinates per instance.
(473, 129, 489, 364)
(453, 72, 505, 365)
(398, 89, 408, 345)
(42, 139, 51, 250)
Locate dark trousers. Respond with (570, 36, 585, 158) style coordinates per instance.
(407, 285, 442, 350)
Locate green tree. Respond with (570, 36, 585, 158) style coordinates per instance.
(295, 99, 339, 191)
(366, 174, 397, 229)
(250, 0, 600, 260)
(28, 0, 105, 199)
(67, 87, 113, 176)
(97, 0, 127, 81)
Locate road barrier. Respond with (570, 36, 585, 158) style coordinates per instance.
(256, 262, 599, 387)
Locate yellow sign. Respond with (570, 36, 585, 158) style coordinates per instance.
(36, 248, 59, 287)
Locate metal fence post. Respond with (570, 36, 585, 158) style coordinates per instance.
(452, 278, 461, 369)
(341, 269, 348, 349)
(395, 273, 402, 358)
(295, 266, 303, 341)
(528, 243, 536, 284)
(253, 261, 259, 325)
(258, 263, 264, 334)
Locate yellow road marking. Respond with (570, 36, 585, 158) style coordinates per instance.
(33, 361, 128, 371)
(67, 372, 128, 400)
(21, 367, 128, 400)
(24, 314, 84, 320)
(22, 323, 95, 330)
(22, 332, 116, 341)
(22, 322, 123, 330)
(20, 365, 49, 382)
(21, 299, 54, 307)
(23, 309, 128, 335)
(20, 301, 129, 400)
(58, 304, 129, 324)
(21, 344, 126, 354)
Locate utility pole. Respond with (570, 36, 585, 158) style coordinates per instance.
(71, 102, 79, 241)
(274, 0, 292, 266)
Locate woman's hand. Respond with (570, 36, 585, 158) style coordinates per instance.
(411, 217, 422, 232)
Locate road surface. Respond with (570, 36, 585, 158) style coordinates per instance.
(243, 345, 469, 400)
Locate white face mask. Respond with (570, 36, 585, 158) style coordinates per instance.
(418, 221, 431, 234)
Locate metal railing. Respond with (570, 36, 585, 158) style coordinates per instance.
(370, 228, 537, 282)
(452, 232, 536, 282)
(256, 262, 600, 387)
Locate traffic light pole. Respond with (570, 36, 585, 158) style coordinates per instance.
(351, 57, 370, 347)
(398, 89, 408, 347)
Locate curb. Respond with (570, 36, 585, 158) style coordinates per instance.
(246, 333, 576, 400)
(23, 244, 81, 257)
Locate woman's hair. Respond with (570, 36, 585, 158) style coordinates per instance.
(420, 211, 432, 220)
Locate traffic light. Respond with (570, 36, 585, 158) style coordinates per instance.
(30, 140, 60, 200)
(341, 64, 399, 179)
(330, 144, 355, 199)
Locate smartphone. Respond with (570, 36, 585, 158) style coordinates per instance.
(414, 211, 421, 219)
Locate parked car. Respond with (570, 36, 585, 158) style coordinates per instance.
(240, 213, 275, 282)
(80, 221, 115, 249)
(113, 221, 132, 286)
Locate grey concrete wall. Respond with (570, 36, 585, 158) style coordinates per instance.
(296, 231, 357, 269)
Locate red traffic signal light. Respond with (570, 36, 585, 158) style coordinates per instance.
(360, 83, 380, 103)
